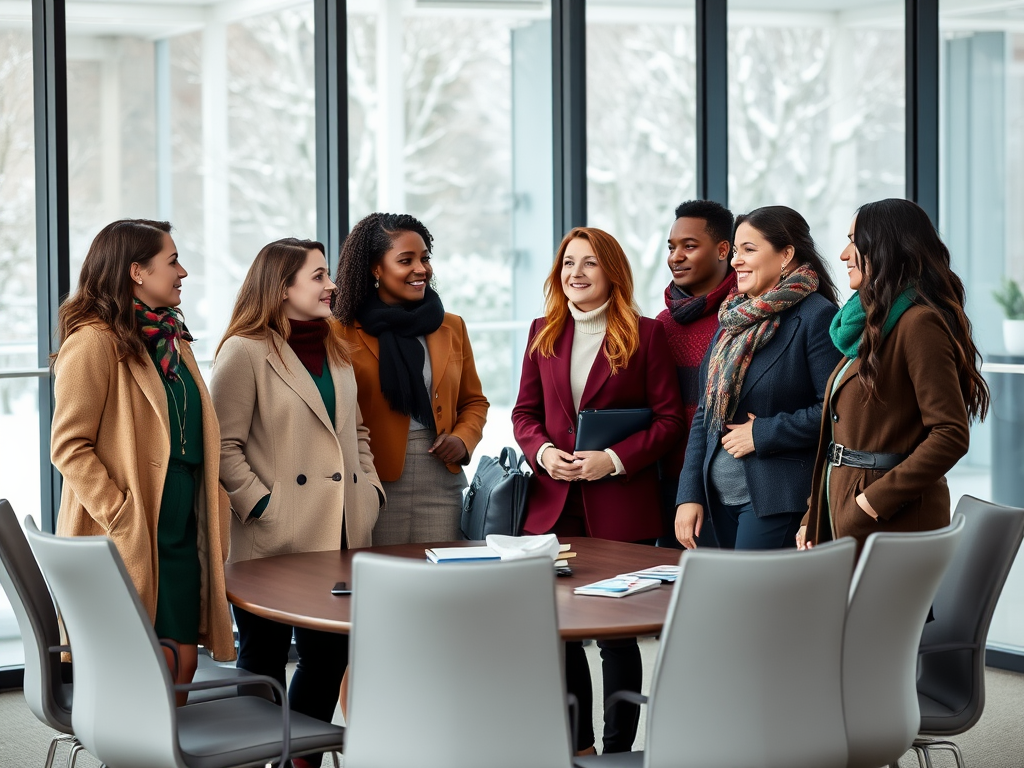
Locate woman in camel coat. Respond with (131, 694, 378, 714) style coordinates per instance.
(52, 219, 235, 704)
(212, 237, 382, 768)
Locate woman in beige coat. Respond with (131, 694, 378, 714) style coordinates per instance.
(212, 238, 383, 768)
(51, 219, 235, 706)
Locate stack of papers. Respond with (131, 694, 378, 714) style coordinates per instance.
(573, 576, 662, 598)
(425, 535, 577, 568)
(619, 565, 680, 583)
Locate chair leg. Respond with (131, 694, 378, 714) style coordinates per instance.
(67, 741, 86, 768)
(914, 737, 966, 768)
(913, 744, 933, 768)
(330, 751, 342, 767)
(44, 733, 76, 768)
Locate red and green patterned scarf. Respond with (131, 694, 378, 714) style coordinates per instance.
(703, 263, 819, 433)
(134, 299, 192, 381)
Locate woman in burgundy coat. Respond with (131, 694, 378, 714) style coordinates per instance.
(512, 226, 685, 756)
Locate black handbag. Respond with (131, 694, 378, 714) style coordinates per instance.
(460, 447, 532, 540)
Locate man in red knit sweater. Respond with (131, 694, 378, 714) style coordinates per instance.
(656, 200, 736, 547)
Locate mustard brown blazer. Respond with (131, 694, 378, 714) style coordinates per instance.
(51, 322, 235, 661)
(338, 313, 489, 483)
(212, 331, 384, 561)
(803, 306, 971, 547)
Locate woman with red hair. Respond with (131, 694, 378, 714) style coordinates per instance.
(512, 227, 685, 755)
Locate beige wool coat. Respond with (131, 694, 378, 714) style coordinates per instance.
(51, 321, 236, 661)
(211, 332, 383, 562)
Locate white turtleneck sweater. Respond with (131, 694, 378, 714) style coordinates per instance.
(537, 300, 625, 477)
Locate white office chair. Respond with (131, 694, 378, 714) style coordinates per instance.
(842, 514, 965, 768)
(577, 538, 857, 768)
(24, 519, 346, 768)
(343, 553, 574, 768)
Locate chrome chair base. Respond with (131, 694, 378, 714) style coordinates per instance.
(914, 736, 966, 768)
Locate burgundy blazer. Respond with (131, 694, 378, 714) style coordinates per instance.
(512, 316, 685, 542)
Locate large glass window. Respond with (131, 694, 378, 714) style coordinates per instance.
(65, 0, 317, 360)
(347, 0, 553, 465)
(728, 1, 906, 271)
(586, 1, 697, 316)
(940, 1, 1024, 651)
(0, 3, 37, 670)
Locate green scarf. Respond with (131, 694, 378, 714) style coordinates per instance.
(829, 288, 916, 359)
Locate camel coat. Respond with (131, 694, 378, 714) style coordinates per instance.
(803, 306, 971, 548)
(211, 332, 383, 561)
(51, 322, 235, 661)
(339, 313, 489, 482)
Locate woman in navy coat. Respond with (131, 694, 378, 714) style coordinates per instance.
(675, 206, 841, 551)
(513, 227, 684, 755)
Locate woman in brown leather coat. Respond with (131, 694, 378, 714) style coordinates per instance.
(798, 199, 989, 550)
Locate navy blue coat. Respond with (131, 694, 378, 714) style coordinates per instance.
(676, 292, 841, 519)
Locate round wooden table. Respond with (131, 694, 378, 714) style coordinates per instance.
(225, 537, 682, 641)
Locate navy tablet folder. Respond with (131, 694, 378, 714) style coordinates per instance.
(574, 408, 653, 451)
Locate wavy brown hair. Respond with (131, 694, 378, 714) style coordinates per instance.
(215, 238, 349, 367)
(55, 219, 175, 363)
(853, 198, 989, 421)
(529, 227, 641, 375)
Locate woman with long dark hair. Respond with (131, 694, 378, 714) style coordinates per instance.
(212, 238, 383, 768)
(333, 213, 489, 545)
(675, 206, 842, 551)
(798, 199, 987, 550)
(51, 220, 235, 704)
(512, 227, 685, 755)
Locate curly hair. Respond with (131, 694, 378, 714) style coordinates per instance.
(333, 212, 435, 324)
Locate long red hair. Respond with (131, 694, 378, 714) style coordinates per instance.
(529, 227, 640, 375)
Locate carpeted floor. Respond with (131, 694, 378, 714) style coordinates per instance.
(1, 640, 1021, 767)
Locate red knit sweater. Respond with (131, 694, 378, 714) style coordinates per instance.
(656, 272, 737, 480)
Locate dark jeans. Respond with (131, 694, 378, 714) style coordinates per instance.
(565, 638, 643, 753)
(233, 606, 348, 767)
(710, 499, 803, 551)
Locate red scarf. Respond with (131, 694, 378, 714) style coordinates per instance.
(288, 319, 329, 376)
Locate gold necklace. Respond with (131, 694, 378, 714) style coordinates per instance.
(164, 375, 188, 455)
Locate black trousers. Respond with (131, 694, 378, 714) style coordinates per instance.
(233, 606, 347, 766)
(565, 638, 642, 753)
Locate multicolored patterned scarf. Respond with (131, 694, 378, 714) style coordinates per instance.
(829, 287, 916, 359)
(703, 263, 820, 433)
(134, 299, 192, 381)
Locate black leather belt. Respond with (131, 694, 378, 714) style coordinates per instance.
(827, 442, 907, 470)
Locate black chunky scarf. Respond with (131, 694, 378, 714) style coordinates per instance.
(356, 287, 445, 425)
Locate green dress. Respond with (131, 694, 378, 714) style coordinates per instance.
(151, 354, 204, 644)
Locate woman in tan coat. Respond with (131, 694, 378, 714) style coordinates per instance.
(333, 213, 489, 545)
(51, 219, 235, 705)
(212, 238, 383, 768)
(798, 199, 989, 551)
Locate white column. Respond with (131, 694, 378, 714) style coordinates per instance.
(202, 20, 232, 347)
(826, 18, 857, 291)
(99, 38, 122, 220)
(376, 0, 406, 211)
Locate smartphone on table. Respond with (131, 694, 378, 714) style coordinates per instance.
(331, 581, 351, 596)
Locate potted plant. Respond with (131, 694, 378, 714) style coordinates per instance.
(993, 277, 1024, 355)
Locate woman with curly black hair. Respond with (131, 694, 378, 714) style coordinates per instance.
(334, 213, 489, 544)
